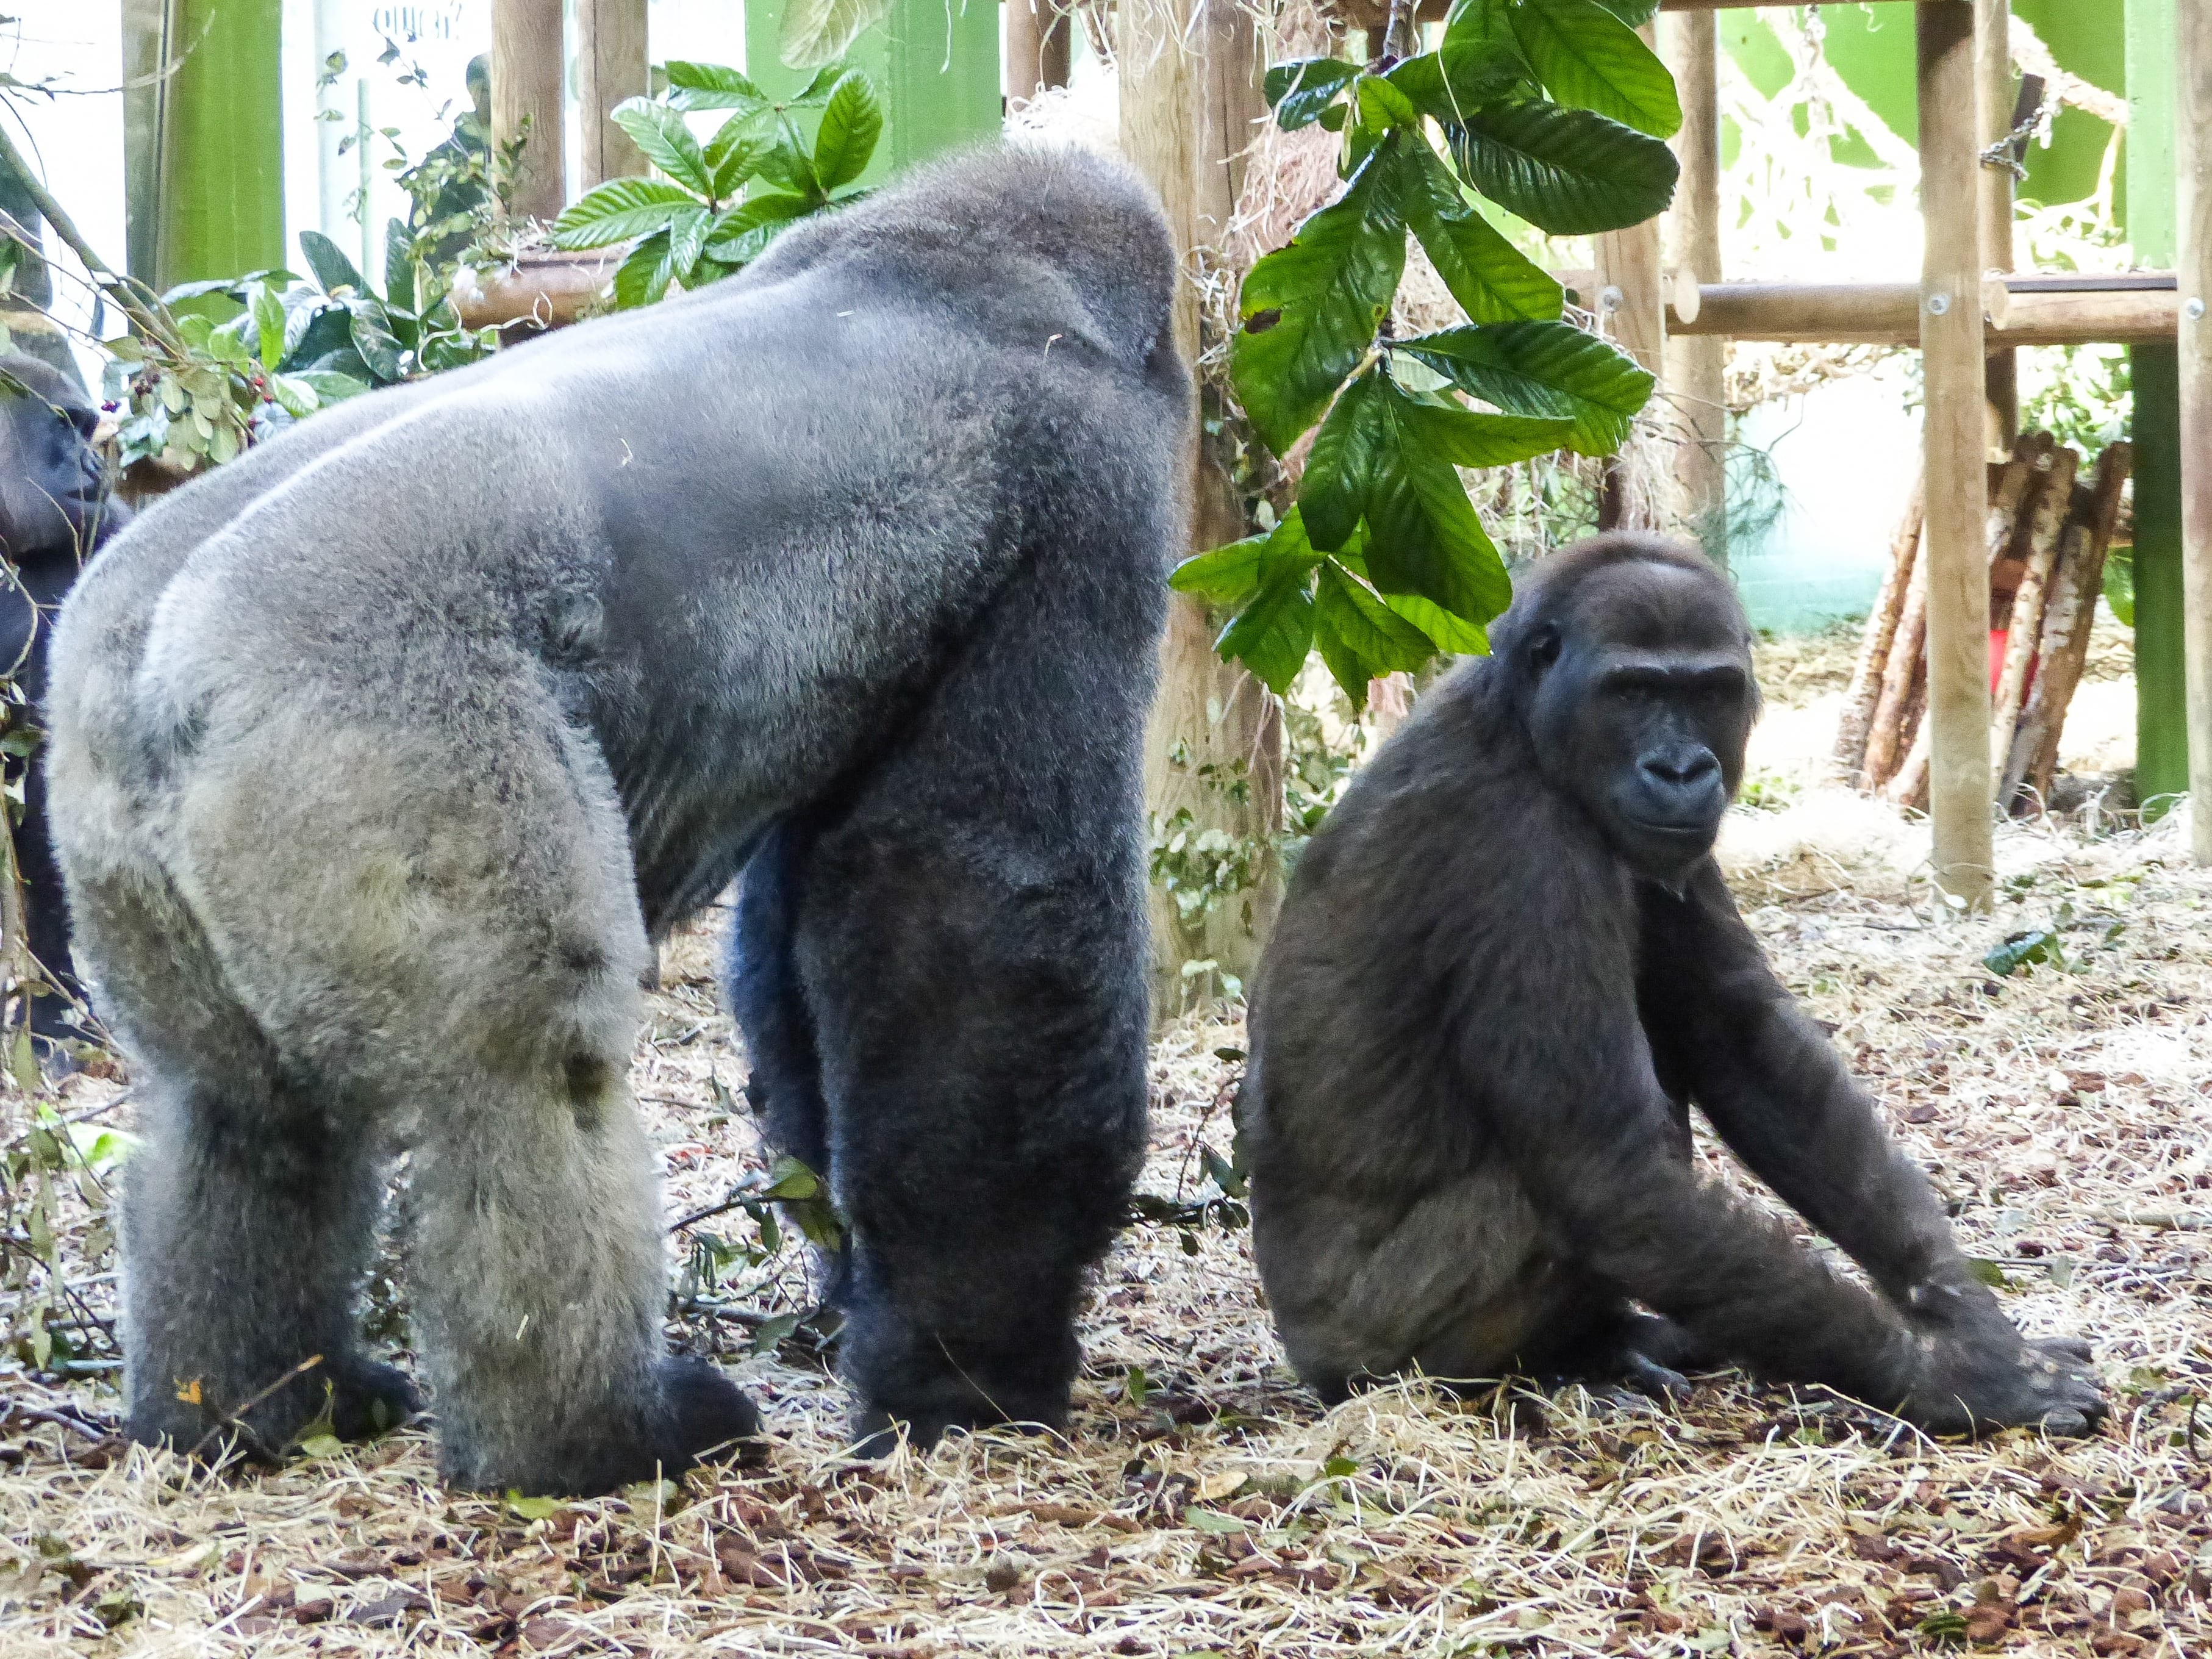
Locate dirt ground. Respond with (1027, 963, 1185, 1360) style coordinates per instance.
(0, 641, 2205, 1657)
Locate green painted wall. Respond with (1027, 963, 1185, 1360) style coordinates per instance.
(742, 0, 1000, 184)
(157, 0, 286, 289)
(1715, 2, 2122, 213)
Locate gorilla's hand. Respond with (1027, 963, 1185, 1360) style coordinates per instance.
(653, 1356, 761, 1471)
(1892, 1320, 2106, 1437)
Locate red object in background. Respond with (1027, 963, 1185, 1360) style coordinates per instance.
(1990, 629, 2007, 694)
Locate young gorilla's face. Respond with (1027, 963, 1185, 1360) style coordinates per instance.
(1523, 560, 1759, 883)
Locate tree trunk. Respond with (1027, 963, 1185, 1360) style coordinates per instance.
(1834, 476, 1922, 783)
(1120, 0, 1283, 1016)
(575, 0, 650, 190)
(1989, 445, 2078, 770)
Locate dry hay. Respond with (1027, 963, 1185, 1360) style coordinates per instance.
(3, 825, 2210, 1656)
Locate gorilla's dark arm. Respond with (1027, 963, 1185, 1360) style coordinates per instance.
(1634, 861, 1977, 1312)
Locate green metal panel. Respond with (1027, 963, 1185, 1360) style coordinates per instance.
(139, 0, 287, 290)
(742, 0, 999, 184)
(2127, 0, 2183, 811)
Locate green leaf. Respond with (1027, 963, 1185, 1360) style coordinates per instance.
(779, 0, 892, 70)
(666, 204, 713, 285)
(1447, 99, 1678, 235)
(346, 299, 405, 381)
(1511, 0, 1681, 139)
(1314, 559, 1436, 702)
(1400, 320, 1654, 455)
(291, 368, 370, 403)
(784, 63, 853, 106)
(1170, 534, 1271, 606)
(706, 119, 775, 201)
(1355, 379, 1515, 626)
(1354, 73, 1423, 135)
(251, 284, 287, 371)
(1392, 138, 1562, 323)
(1300, 370, 1392, 553)
(1264, 56, 1360, 131)
(664, 60, 770, 113)
(268, 373, 320, 419)
(614, 228, 681, 309)
(612, 99, 714, 195)
(1186, 1509, 1248, 1535)
(1392, 398, 1575, 467)
(383, 217, 415, 311)
(1216, 562, 1317, 695)
(701, 193, 814, 263)
(159, 278, 246, 305)
(551, 177, 700, 248)
(1381, 589, 1491, 654)
(1591, 0, 1659, 25)
(754, 117, 824, 201)
(506, 1493, 565, 1521)
(1232, 145, 1406, 455)
(813, 70, 882, 191)
(298, 229, 366, 296)
(761, 1155, 822, 1202)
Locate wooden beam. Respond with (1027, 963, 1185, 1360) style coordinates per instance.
(1919, 0, 1992, 908)
(1661, 7, 1725, 562)
(1006, 0, 1073, 110)
(1663, 279, 2179, 346)
(574, 0, 649, 191)
(1977, 0, 2016, 450)
(2180, 0, 2212, 861)
(493, 0, 565, 221)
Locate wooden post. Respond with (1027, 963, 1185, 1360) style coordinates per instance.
(1919, 1, 1993, 909)
(1006, 0, 1072, 110)
(493, 0, 565, 220)
(1595, 20, 1666, 534)
(574, 0, 649, 190)
(2180, 0, 2212, 861)
(1977, 0, 2016, 453)
(1122, 0, 1282, 1012)
(1660, 8, 1725, 562)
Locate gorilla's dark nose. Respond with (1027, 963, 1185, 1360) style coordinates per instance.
(1639, 747, 1719, 790)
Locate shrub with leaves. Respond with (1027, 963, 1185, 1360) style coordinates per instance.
(102, 228, 496, 475)
(551, 62, 881, 309)
(1175, 0, 1679, 708)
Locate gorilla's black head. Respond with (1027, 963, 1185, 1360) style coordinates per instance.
(0, 352, 115, 562)
(1493, 534, 1758, 883)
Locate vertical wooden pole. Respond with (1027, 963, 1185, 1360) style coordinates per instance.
(1006, 1, 1072, 110)
(2179, 1, 2212, 862)
(1596, 19, 1667, 534)
(1918, 2, 1993, 909)
(1122, 0, 1281, 1012)
(1661, 8, 1725, 562)
(493, 0, 566, 221)
(1977, 0, 2016, 453)
(575, 0, 649, 190)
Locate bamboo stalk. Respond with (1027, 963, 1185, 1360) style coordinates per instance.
(1989, 445, 2080, 773)
(1834, 475, 1924, 781)
(2002, 442, 2133, 809)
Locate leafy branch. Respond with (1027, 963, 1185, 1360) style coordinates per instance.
(551, 62, 879, 309)
(1177, 0, 1678, 708)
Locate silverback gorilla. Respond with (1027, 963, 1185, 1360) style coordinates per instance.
(1240, 535, 2106, 1437)
(48, 147, 1184, 1492)
(0, 355, 128, 1062)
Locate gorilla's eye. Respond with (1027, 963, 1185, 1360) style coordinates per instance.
(1527, 626, 1561, 670)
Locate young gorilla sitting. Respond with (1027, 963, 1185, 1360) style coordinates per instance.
(1239, 534, 2105, 1437)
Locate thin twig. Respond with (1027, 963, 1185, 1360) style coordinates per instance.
(185, 1353, 325, 1459)
(2, 1400, 113, 1441)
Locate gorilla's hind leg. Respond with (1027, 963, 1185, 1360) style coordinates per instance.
(77, 878, 417, 1458)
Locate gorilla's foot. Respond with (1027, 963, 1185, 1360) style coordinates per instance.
(324, 1355, 423, 1441)
(653, 1355, 761, 1472)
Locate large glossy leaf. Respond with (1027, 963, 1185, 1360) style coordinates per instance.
(664, 60, 770, 113)
(779, 0, 891, 70)
(707, 118, 776, 200)
(614, 228, 681, 309)
(813, 70, 882, 190)
(701, 193, 814, 263)
(754, 115, 825, 201)
(345, 298, 405, 382)
(1511, 0, 1681, 139)
(1356, 378, 1516, 625)
(1392, 0, 1532, 123)
(551, 177, 700, 249)
(1232, 147, 1406, 456)
(1382, 588, 1491, 654)
(612, 99, 714, 195)
(384, 217, 415, 310)
(1299, 370, 1391, 553)
(1265, 57, 1359, 131)
(1215, 560, 1318, 696)
(1314, 561, 1436, 702)
(298, 230, 366, 296)
(1393, 397, 1575, 467)
(1447, 99, 1678, 234)
(1400, 320, 1654, 455)
(1393, 138, 1562, 323)
(1177, 506, 1328, 609)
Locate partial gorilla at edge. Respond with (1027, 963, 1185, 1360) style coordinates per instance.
(48, 145, 1186, 1492)
(1240, 534, 2105, 1438)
